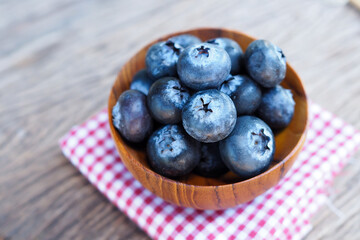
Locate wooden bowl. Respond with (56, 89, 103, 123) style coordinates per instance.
(108, 28, 308, 210)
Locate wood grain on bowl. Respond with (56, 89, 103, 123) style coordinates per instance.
(108, 28, 308, 210)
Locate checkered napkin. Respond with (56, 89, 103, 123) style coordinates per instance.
(60, 103, 360, 240)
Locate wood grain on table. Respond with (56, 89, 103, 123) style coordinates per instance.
(1, 0, 360, 239)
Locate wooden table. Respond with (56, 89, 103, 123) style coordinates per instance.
(1, 0, 360, 239)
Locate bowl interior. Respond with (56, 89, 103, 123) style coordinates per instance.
(108, 28, 308, 187)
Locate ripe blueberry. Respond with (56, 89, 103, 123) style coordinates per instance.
(256, 85, 295, 129)
(219, 74, 262, 115)
(147, 125, 200, 178)
(146, 40, 183, 80)
(177, 43, 231, 90)
(219, 116, 275, 178)
(130, 69, 154, 95)
(147, 77, 190, 124)
(207, 37, 243, 75)
(194, 143, 229, 177)
(168, 34, 201, 48)
(182, 89, 236, 143)
(245, 40, 286, 88)
(112, 90, 153, 143)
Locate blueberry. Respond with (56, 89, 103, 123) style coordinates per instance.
(145, 40, 183, 80)
(256, 85, 295, 129)
(130, 69, 154, 95)
(219, 116, 275, 178)
(169, 34, 201, 48)
(182, 89, 236, 143)
(112, 90, 154, 143)
(194, 143, 228, 177)
(177, 43, 231, 90)
(147, 124, 200, 178)
(244, 40, 286, 88)
(207, 37, 243, 75)
(219, 74, 262, 115)
(147, 77, 190, 124)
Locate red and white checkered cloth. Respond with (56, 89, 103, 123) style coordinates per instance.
(60, 102, 360, 240)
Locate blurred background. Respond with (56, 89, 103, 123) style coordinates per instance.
(1, 0, 360, 239)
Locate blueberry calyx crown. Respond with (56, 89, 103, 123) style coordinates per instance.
(223, 76, 234, 85)
(165, 40, 181, 55)
(199, 97, 212, 113)
(159, 129, 176, 153)
(159, 138, 175, 153)
(207, 39, 218, 45)
(172, 86, 187, 100)
(251, 129, 271, 151)
(278, 50, 285, 58)
(195, 46, 210, 58)
(172, 85, 187, 93)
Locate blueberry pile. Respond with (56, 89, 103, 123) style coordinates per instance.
(112, 34, 295, 179)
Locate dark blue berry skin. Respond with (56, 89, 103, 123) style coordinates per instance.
(147, 77, 190, 124)
(219, 74, 262, 115)
(182, 89, 236, 143)
(245, 40, 286, 88)
(169, 34, 201, 48)
(147, 125, 201, 178)
(256, 85, 295, 129)
(130, 69, 154, 95)
(177, 43, 231, 91)
(219, 116, 275, 179)
(194, 143, 229, 177)
(207, 37, 243, 75)
(112, 90, 154, 143)
(145, 40, 183, 80)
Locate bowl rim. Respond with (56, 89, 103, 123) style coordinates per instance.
(108, 27, 309, 190)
